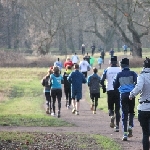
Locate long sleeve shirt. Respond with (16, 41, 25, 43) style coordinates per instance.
(129, 68, 150, 111)
(101, 66, 121, 91)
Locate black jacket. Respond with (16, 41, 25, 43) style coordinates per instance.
(63, 72, 71, 89)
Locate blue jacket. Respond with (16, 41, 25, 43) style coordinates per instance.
(67, 70, 86, 92)
(113, 67, 137, 94)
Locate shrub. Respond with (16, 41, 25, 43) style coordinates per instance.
(129, 57, 144, 68)
(0, 51, 60, 67)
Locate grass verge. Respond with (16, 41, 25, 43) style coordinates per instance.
(0, 68, 72, 127)
(0, 132, 122, 150)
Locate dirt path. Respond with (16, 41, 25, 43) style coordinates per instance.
(0, 57, 143, 150)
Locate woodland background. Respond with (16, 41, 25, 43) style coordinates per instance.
(0, 0, 150, 57)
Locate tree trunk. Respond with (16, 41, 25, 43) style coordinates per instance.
(67, 25, 75, 53)
(117, 39, 121, 52)
(59, 28, 67, 55)
(132, 35, 142, 58)
(7, 26, 11, 49)
(132, 43, 142, 58)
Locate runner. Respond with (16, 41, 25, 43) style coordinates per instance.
(71, 53, 79, 64)
(97, 56, 103, 69)
(79, 57, 91, 78)
(68, 64, 86, 115)
(101, 56, 121, 132)
(54, 58, 63, 74)
(50, 66, 64, 118)
(41, 67, 53, 114)
(87, 67, 101, 114)
(129, 57, 150, 150)
(64, 57, 74, 68)
(63, 65, 72, 109)
(113, 58, 137, 141)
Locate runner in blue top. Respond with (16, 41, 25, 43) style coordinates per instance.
(50, 66, 63, 118)
(54, 58, 63, 74)
(68, 64, 86, 115)
(97, 56, 103, 69)
(113, 58, 137, 141)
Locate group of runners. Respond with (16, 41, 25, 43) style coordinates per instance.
(41, 54, 150, 150)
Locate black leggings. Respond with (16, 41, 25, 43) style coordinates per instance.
(107, 90, 120, 126)
(138, 110, 150, 150)
(51, 89, 62, 114)
(45, 92, 51, 109)
(120, 93, 135, 132)
(90, 93, 100, 111)
(92, 98, 98, 111)
(64, 87, 71, 106)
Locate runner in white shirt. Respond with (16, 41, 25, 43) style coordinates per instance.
(79, 57, 91, 78)
(71, 53, 79, 64)
(101, 56, 121, 132)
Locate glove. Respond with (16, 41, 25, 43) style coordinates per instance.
(102, 85, 106, 93)
(103, 87, 106, 93)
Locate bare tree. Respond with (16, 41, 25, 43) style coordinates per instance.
(92, 0, 150, 57)
(22, 0, 61, 55)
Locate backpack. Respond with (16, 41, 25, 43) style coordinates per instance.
(89, 76, 100, 93)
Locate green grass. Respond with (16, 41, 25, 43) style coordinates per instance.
(94, 134, 121, 150)
(0, 68, 72, 127)
(0, 131, 36, 143)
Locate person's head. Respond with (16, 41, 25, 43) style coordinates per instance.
(74, 53, 76, 55)
(93, 67, 98, 74)
(74, 64, 79, 70)
(109, 56, 117, 65)
(66, 57, 70, 61)
(87, 53, 88, 55)
(57, 58, 60, 61)
(100, 56, 102, 58)
(120, 58, 129, 68)
(143, 57, 150, 68)
(48, 66, 53, 75)
(66, 65, 72, 70)
(53, 66, 60, 75)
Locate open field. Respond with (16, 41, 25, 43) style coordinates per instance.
(0, 51, 148, 149)
(0, 67, 123, 149)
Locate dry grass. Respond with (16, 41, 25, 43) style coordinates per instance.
(0, 51, 146, 68)
(0, 51, 66, 67)
(129, 57, 144, 68)
(0, 92, 5, 102)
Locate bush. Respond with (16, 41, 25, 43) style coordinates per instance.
(129, 57, 144, 68)
(0, 51, 60, 67)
